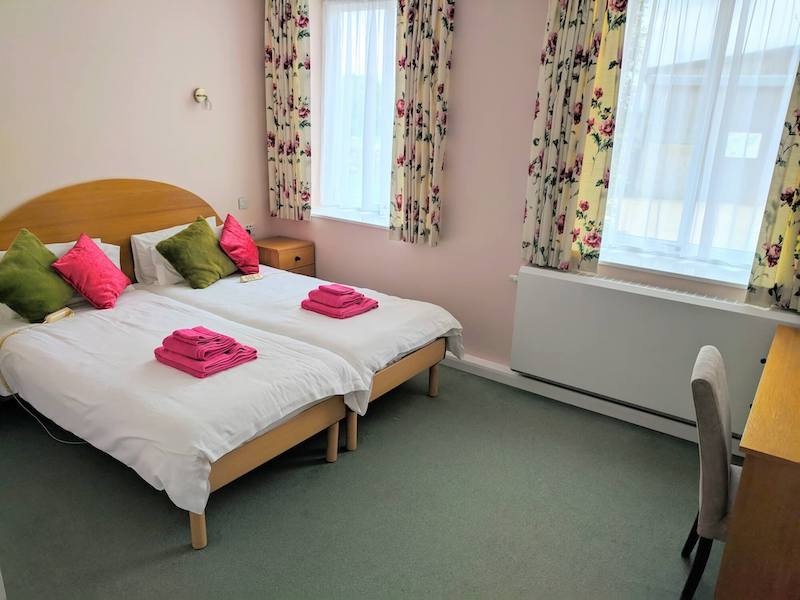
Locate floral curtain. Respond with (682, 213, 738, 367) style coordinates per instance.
(522, 0, 627, 271)
(747, 66, 800, 312)
(265, 0, 312, 220)
(389, 0, 455, 246)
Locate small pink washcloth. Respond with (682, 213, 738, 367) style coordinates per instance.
(154, 343, 257, 378)
(318, 283, 356, 295)
(301, 297, 378, 319)
(172, 326, 228, 344)
(308, 288, 365, 308)
(162, 334, 236, 360)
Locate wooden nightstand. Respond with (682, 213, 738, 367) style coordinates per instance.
(255, 236, 315, 276)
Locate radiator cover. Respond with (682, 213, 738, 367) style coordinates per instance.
(510, 266, 800, 434)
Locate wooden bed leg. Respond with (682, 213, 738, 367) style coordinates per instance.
(428, 364, 440, 397)
(190, 512, 207, 550)
(326, 421, 339, 463)
(346, 409, 358, 451)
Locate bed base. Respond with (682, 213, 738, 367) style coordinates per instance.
(345, 338, 446, 452)
(189, 395, 345, 549)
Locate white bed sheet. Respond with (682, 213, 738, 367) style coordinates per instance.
(0, 313, 38, 396)
(0, 290, 369, 513)
(137, 266, 464, 411)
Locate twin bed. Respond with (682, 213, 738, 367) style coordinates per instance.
(0, 179, 463, 549)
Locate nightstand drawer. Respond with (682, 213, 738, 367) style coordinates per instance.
(276, 245, 315, 270)
(289, 264, 316, 277)
(255, 237, 316, 272)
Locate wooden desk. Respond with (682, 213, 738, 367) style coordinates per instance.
(715, 325, 800, 598)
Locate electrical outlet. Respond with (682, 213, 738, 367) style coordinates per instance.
(237, 196, 248, 210)
(245, 225, 255, 237)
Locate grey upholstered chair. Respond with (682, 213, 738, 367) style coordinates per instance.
(680, 346, 741, 599)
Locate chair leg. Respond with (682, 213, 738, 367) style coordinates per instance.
(680, 537, 712, 600)
(681, 512, 699, 558)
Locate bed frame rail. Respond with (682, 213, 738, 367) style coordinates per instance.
(345, 338, 446, 452)
(190, 396, 346, 549)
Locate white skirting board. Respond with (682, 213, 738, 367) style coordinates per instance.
(442, 353, 743, 457)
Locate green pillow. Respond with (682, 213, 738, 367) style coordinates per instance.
(156, 218, 236, 289)
(0, 229, 74, 322)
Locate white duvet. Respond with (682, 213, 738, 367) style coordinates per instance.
(138, 266, 464, 410)
(0, 290, 369, 513)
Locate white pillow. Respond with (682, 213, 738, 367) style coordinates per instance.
(130, 218, 217, 284)
(0, 238, 101, 261)
(0, 304, 17, 321)
(151, 223, 223, 286)
(101, 242, 122, 270)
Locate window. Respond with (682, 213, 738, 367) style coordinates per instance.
(314, 0, 396, 227)
(601, 0, 800, 286)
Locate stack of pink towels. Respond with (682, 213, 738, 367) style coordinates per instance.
(155, 326, 257, 378)
(301, 283, 378, 319)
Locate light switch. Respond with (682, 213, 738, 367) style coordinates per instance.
(237, 197, 248, 210)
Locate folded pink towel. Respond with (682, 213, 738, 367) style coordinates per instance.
(308, 288, 365, 308)
(154, 343, 257, 378)
(162, 333, 236, 360)
(318, 283, 356, 296)
(301, 297, 378, 319)
(172, 326, 229, 345)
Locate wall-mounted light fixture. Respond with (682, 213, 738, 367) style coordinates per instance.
(193, 88, 213, 110)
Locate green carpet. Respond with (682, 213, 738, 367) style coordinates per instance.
(0, 366, 720, 599)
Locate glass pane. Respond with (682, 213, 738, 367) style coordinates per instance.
(602, 0, 800, 286)
(319, 0, 396, 220)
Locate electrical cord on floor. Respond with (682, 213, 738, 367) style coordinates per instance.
(13, 395, 87, 445)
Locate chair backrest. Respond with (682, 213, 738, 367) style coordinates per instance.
(691, 345, 733, 536)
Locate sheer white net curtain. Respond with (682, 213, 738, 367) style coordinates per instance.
(602, 0, 800, 286)
(318, 0, 396, 226)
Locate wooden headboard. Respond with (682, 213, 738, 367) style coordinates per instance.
(0, 179, 221, 281)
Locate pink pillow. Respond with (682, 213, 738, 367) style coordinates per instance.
(219, 214, 259, 274)
(52, 234, 131, 309)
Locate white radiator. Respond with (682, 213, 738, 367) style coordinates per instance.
(510, 266, 800, 435)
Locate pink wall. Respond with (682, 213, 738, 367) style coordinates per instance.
(269, 0, 549, 364)
(2, 0, 552, 365)
(0, 0, 269, 235)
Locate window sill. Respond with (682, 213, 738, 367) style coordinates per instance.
(311, 207, 389, 230)
(599, 258, 748, 295)
(598, 251, 749, 290)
